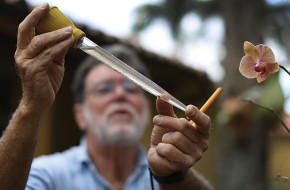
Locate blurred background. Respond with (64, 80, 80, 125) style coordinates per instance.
(1, 0, 290, 189)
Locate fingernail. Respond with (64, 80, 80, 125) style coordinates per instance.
(63, 26, 72, 32)
(40, 3, 48, 9)
(153, 116, 162, 125)
(187, 105, 195, 117)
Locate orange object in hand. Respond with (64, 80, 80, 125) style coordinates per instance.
(189, 87, 222, 125)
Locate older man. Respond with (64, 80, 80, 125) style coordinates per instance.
(0, 4, 213, 190)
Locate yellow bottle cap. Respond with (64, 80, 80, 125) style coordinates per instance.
(37, 6, 86, 47)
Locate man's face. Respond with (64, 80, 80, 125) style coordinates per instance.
(82, 65, 149, 146)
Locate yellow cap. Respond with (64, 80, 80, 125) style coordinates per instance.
(37, 6, 85, 47)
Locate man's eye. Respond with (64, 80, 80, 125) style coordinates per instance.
(96, 87, 111, 94)
(123, 82, 140, 93)
(93, 83, 114, 94)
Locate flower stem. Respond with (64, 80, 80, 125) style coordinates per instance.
(279, 65, 290, 75)
(242, 98, 290, 134)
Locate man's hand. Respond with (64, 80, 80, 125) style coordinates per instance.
(148, 96, 211, 177)
(0, 5, 74, 189)
(14, 3, 74, 113)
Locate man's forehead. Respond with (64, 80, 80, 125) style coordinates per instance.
(86, 64, 125, 84)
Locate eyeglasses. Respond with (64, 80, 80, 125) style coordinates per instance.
(87, 80, 144, 96)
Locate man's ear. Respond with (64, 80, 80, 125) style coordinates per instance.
(73, 103, 88, 131)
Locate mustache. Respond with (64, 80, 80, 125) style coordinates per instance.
(104, 103, 138, 119)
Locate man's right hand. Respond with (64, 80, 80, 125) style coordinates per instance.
(14, 3, 74, 113)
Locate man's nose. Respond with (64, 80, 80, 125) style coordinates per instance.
(113, 84, 127, 97)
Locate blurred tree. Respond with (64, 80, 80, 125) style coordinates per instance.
(132, 0, 290, 189)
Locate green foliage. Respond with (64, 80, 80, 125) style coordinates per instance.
(260, 73, 284, 112)
(131, 0, 219, 40)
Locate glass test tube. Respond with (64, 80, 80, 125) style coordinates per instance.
(76, 37, 187, 112)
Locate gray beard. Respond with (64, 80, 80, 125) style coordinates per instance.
(83, 102, 149, 146)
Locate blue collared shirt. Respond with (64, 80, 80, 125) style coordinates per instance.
(26, 138, 159, 190)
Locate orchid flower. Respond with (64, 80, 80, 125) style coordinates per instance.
(239, 41, 280, 83)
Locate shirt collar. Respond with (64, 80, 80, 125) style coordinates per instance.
(76, 136, 148, 168)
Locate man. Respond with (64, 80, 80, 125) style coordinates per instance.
(0, 4, 213, 190)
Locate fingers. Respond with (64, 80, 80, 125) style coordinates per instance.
(153, 116, 199, 141)
(148, 145, 198, 176)
(162, 131, 196, 155)
(156, 143, 198, 170)
(38, 35, 73, 68)
(186, 105, 211, 135)
(15, 29, 73, 77)
(153, 115, 209, 151)
(155, 100, 211, 136)
(26, 27, 73, 61)
(148, 148, 173, 175)
(52, 33, 74, 66)
(151, 97, 211, 176)
(156, 96, 176, 117)
(17, 3, 49, 50)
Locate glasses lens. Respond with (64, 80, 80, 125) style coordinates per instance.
(123, 81, 142, 94)
(91, 82, 114, 95)
(89, 81, 143, 96)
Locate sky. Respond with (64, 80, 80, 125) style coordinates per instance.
(24, 0, 290, 114)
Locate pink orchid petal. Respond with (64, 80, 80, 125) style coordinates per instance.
(263, 62, 280, 74)
(256, 71, 270, 83)
(255, 44, 276, 63)
(239, 55, 258, 78)
(244, 41, 256, 59)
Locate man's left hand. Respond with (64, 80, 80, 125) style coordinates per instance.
(148, 96, 211, 177)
